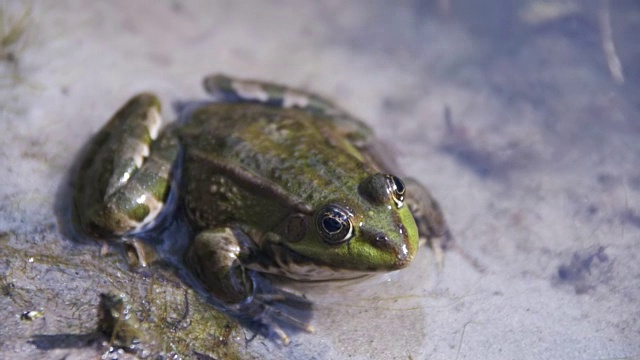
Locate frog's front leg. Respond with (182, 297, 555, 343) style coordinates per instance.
(186, 228, 313, 345)
(74, 94, 179, 241)
(404, 178, 450, 267)
(186, 228, 252, 304)
(405, 179, 485, 271)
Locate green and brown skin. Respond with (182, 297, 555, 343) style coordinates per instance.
(74, 74, 448, 343)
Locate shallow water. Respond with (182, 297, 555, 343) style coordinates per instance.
(1, 1, 639, 359)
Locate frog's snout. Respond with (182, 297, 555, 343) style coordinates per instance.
(364, 227, 415, 269)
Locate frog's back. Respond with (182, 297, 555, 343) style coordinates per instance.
(178, 103, 376, 226)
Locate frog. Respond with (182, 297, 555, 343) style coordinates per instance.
(73, 74, 449, 344)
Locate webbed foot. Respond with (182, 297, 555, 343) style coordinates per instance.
(186, 228, 314, 344)
(238, 283, 314, 345)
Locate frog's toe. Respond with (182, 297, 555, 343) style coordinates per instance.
(249, 303, 314, 346)
(257, 300, 315, 333)
(261, 321, 291, 346)
(430, 235, 446, 271)
(239, 286, 314, 345)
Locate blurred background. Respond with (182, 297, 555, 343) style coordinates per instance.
(1, 1, 639, 359)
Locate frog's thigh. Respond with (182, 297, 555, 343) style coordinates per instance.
(404, 178, 450, 248)
(203, 74, 373, 145)
(187, 228, 253, 304)
(75, 94, 178, 236)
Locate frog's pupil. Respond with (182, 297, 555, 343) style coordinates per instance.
(323, 217, 342, 233)
(392, 175, 405, 195)
(316, 204, 354, 244)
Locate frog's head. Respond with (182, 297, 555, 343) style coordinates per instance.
(277, 173, 420, 279)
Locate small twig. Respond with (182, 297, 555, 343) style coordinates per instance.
(599, 0, 624, 84)
(455, 321, 471, 360)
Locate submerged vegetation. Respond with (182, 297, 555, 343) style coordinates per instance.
(0, 229, 243, 359)
(0, 3, 30, 85)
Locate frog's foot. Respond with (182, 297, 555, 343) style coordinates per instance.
(187, 228, 314, 344)
(444, 238, 486, 273)
(240, 287, 314, 345)
(404, 177, 483, 271)
(202, 74, 373, 147)
(123, 237, 161, 269)
(420, 230, 485, 273)
(425, 235, 447, 271)
(97, 237, 160, 270)
(405, 177, 450, 266)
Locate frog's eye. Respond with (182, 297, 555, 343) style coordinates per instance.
(359, 173, 406, 208)
(386, 175, 405, 208)
(316, 205, 354, 245)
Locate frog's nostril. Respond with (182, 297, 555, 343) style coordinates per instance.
(366, 231, 412, 269)
(368, 232, 393, 251)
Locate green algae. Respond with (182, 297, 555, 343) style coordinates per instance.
(0, 227, 244, 359)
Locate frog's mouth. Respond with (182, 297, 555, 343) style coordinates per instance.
(244, 244, 376, 281)
(247, 237, 415, 282)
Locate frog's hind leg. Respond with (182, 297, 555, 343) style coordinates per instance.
(74, 94, 179, 239)
(203, 74, 373, 147)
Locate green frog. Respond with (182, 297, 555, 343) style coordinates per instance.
(73, 74, 449, 344)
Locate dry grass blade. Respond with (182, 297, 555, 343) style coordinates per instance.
(599, 0, 624, 84)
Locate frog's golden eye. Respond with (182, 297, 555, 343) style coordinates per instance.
(316, 205, 354, 244)
(359, 173, 406, 208)
(386, 174, 405, 208)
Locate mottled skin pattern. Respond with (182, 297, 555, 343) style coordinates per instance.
(73, 74, 448, 344)
(74, 94, 177, 237)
